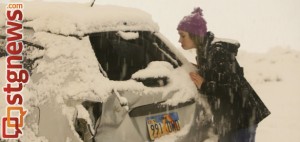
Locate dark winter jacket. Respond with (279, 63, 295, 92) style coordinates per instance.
(198, 32, 270, 134)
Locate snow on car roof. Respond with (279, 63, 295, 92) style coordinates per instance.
(0, 2, 159, 36)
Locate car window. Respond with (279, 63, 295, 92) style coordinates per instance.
(89, 31, 182, 81)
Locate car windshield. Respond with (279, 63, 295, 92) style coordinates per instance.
(89, 31, 182, 81)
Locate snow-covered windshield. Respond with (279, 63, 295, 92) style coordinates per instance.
(89, 31, 182, 81)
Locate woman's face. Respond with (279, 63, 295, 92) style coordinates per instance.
(178, 30, 196, 50)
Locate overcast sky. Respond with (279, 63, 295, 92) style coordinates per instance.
(2, 0, 300, 52)
(93, 0, 300, 53)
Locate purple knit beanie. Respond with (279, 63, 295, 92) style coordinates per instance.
(177, 7, 207, 36)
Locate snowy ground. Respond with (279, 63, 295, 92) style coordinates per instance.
(182, 47, 300, 142)
(237, 48, 300, 142)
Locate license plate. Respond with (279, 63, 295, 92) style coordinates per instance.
(146, 112, 180, 141)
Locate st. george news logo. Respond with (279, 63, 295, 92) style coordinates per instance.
(1, 3, 28, 139)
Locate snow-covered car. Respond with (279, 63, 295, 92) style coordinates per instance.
(0, 2, 214, 142)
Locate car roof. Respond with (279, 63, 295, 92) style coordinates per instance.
(0, 2, 159, 37)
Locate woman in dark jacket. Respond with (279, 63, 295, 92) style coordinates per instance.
(177, 7, 270, 142)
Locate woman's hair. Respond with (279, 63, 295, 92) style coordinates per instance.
(188, 33, 205, 48)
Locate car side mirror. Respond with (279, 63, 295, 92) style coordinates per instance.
(131, 61, 173, 87)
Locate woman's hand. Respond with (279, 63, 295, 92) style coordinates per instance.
(189, 72, 204, 89)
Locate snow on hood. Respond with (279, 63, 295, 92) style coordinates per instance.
(0, 2, 159, 37)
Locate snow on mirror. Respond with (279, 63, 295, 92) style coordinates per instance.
(131, 61, 173, 87)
